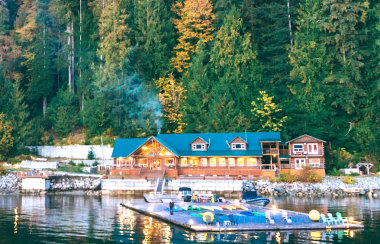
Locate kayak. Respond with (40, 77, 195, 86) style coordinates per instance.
(190, 213, 202, 217)
(251, 212, 266, 216)
(166, 206, 184, 212)
(229, 206, 237, 210)
(200, 206, 214, 211)
(192, 205, 202, 210)
(219, 205, 232, 210)
(233, 205, 249, 211)
(240, 211, 255, 216)
(211, 206, 223, 211)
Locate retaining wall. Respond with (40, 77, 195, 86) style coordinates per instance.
(25, 145, 113, 159)
(22, 178, 50, 191)
(101, 179, 242, 194)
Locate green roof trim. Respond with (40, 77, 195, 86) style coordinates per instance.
(279, 154, 290, 159)
(286, 134, 326, 143)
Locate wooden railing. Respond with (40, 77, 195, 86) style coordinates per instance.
(263, 149, 279, 155)
(279, 149, 289, 155)
(280, 164, 291, 169)
(260, 165, 276, 170)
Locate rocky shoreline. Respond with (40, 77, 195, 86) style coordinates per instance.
(254, 176, 380, 197)
(0, 172, 101, 195)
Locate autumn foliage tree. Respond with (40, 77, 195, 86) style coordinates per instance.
(171, 0, 215, 72)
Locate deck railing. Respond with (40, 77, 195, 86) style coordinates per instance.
(263, 149, 279, 155)
(260, 165, 276, 170)
(279, 149, 289, 155)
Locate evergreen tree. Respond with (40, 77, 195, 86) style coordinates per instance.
(47, 86, 78, 138)
(81, 95, 110, 136)
(6, 78, 31, 150)
(134, 0, 175, 81)
(207, 6, 260, 128)
(181, 41, 211, 133)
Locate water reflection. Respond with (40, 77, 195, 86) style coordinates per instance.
(0, 195, 377, 243)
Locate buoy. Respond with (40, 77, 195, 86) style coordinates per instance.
(309, 210, 320, 222)
(202, 212, 214, 223)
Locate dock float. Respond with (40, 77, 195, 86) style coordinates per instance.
(120, 202, 364, 232)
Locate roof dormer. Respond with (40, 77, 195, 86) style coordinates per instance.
(190, 137, 208, 151)
(229, 136, 247, 150)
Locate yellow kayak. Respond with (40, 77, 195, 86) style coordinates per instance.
(233, 205, 248, 211)
(219, 205, 232, 210)
(200, 206, 214, 211)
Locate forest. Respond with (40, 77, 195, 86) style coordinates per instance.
(0, 0, 379, 173)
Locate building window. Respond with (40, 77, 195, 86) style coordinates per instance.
(293, 144, 304, 153)
(295, 158, 305, 169)
(228, 158, 235, 167)
(210, 158, 216, 167)
(201, 158, 208, 167)
(247, 158, 257, 166)
(140, 158, 148, 167)
(219, 158, 226, 167)
(181, 158, 187, 167)
(309, 159, 320, 167)
(192, 144, 206, 150)
(189, 158, 199, 167)
(308, 143, 318, 154)
(232, 143, 245, 150)
(237, 158, 245, 167)
(165, 158, 174, 165)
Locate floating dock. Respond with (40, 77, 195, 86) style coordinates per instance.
(120, 202, 364, 232)
(143, 193, 184, 203)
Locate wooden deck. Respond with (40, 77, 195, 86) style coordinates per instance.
(120, 202, 364, 232)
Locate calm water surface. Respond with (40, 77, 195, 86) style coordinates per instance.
(0, 195, 378, 243)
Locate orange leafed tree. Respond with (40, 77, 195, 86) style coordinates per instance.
(171, 0, 214, 72)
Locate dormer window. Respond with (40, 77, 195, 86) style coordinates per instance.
(232, 143, 245, 150)
(192, 144, 206, 150)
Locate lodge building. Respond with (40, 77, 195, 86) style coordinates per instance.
(98, 132, 326, 178)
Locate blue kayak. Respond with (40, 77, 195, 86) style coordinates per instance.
(240, 211, 255, 216)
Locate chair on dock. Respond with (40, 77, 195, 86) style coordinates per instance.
(265, 211, 275, 224)
(327, 213, 339, 224)
(320, 214, 332, 225)
(282, 211, 292, 224)
(336, 212, 348, 224)
(228, 214, 238, 225)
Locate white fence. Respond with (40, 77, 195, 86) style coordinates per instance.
(25, 145, 113, 159)
(20, 160, 59, 169)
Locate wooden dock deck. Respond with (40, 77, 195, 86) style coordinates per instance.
(120, 202, 364, 232)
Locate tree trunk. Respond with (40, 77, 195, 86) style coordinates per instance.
(43, 96, 47, 119)
(71, 21, 75, 94)
(287, 0, 293, 52)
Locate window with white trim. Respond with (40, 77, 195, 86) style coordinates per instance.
(140, 158, 148, 167)
(192, 144, 206, 150)
(293, 144, 304, 153)
(295, 158, 305, 169)
(201, 158, 208, 167)
(181, 158, 188, 167)
(228, 158, 235, 167)
(165, 158, 174, 165)
(309, 159, 320, 167)
(210, 158, 216, 167)
(232, 143, 246, 150)
(219, 158, 226, 167)
(308, 143, 318, 154)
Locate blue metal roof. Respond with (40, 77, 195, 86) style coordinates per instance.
(112, 138, 148, 157)
(279, 154, 290, 159)
(112, 132, 281, 158)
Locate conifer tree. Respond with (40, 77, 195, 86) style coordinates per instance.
(181, 41, 210, 133)
(6, 78, 31, 150)
(171, 0, 215, 72)
(47, 86, 78, 138)
(135, 0, 175, 81)
(207, 6, 260, 125)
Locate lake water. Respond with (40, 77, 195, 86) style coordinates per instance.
(0, 195, 378, 243)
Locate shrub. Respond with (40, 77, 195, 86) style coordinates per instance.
(0, 165, 7, 175)
(92, 161, 99, 167)
(31, 147, 39, 156)
(278, 173, 298, 183)
(328, 167, 341, 176)
(68, 160, 75, 166)
(7, 158, 21, 164)
(269, 177, 277, 183)
(307, 173, 322, 183)
(349, 172, 360, 177)
(342, 176, 357, 184)
(78, 162, 86, 167)
(87, 148, 95, 160)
